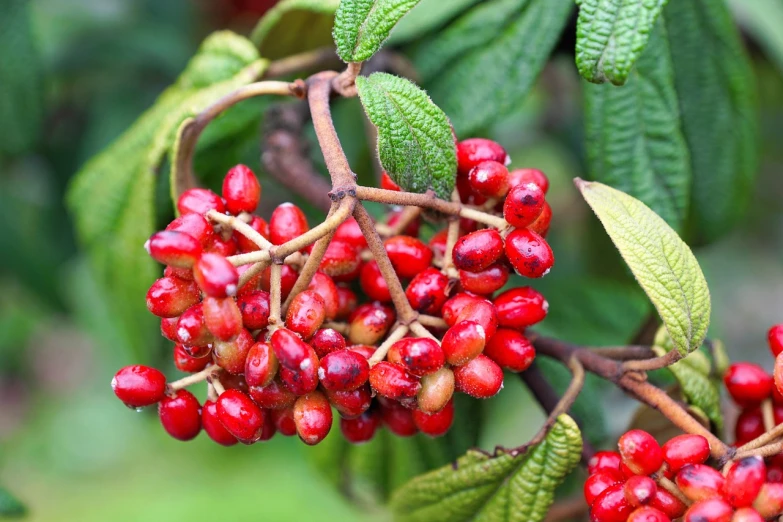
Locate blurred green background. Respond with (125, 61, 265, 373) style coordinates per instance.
(1, 0, 782, 520)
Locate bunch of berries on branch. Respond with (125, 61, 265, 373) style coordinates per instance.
(111, 137, 556, 447)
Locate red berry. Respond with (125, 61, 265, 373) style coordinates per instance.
(279, 348, 319, 396)
(590, 483, 633, 522)
(202, 399, 237, 446)
(452, 229, 504, 273)
(237, 290, 270, 330)
(380, 170, 401, 191)
(483, 328, 535, 372)
(335, 287, 358, 320)
(769, 324, 783, 357)
(173, 344, 211, 373)
(177, 188, 224, 216)
(662, 434, 710, 473)
(618, 429, 663, 476)
(161, 316, 180, 341)
(441, 321, 486, 366)
(683, 498, 732, 522)
(194, 253, 239, 298)
(310, 328, 347, 358)
(146, 276, 200, 318)
(222, 164, 261, 215)
(340, 410, 381, 443)
(269, 203, 309, 246)
(202, 296, 243, 341)
(775, 352, 783, 400)
(348, 303, 395, 346)
(584, 469, 625, 506)
(468, 161, 510, 198)
(417, 367, 455, 413)
(349, 345, 376, 361)
(216, 389, 265, 444)
(384, 236, 433, 279)
(508, 168, 549, 194)
(306, 273, 339, 320)
(650, 489, 687, 519)
(503, 182, 545, 228)
(453, 354, 503, 398)
(379, 399, 418, 436)
(271, 328, 311, 370)
(588, 451, 623, 475)
(453, 300, 498, 340)
(753, 482, 783, 518)
(260, 264, 298, 301)
(360, 261, 392, 302)
(735, 407, 765, 446)
(293, 391, 332, 445)
(456, 138, 508, 176)
(675, 464, 725, 502)
(146, 231, 202, 268)
(244, 341, 278, 387)
(387, 337, 445, 377)
(285, 289, 326, 340)
(493, 286, 548, 330)
(624, 475, 657, 507)
(166, 213, 214, 246)
(724, 362, 773, 406)
(318, 350, 370, 391)
(412, 399, 454, 437)
(326, 385, 372, 418)
(206, 234, 238, 257)
(459, 263, 508, 295)
(386, 208, 420, 237)
(428, 228, 448, 258)
(504, 228, 554, 278)
(528, 200, 552, 237)
(333, 218, 368, 250)
(441, 293, 486, 325)
(234, 215, 269, 253)
(269, 407, 296, 436)
(626, 506, 670, 522)
(405, 268, 450, 315)
(175, 304, 212, 347)
(369, 362, 421, 400)
(319, 240, 360, 278)
(724, 456, 766, 507)
(732, 507, 766, 522)
(213, 328, 254, 374)
(248, 379, 296, 410)
(112, 365, 167, 407)
(158, 389, 201, 441)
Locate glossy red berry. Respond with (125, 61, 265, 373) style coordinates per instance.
(735, 407, 764, 445)
(528, 200, 552, 237)
(161, 316, 180, 341)
(310, 328, 347, 358)
(146, 276, 200, 318)
(590, 483, 633, 522)
(244, 341, 278, 388)
(624, 475, 657, 507)
(340, 410, 381, 444)
(387, 338, 445, 377)
(222, 164, 261, 215)
(661, 434, 710, 473)
(318, 350, 370, 392)
(269, 203, 309, 246)
(683, 498, 732, 522)
(206, 234, 238, 257)
(293, 391, 332, 445)
(285, 289, 326, 340)
(732, 507, 766, 522)
(237, 290, 270, 330)
(201, 399, 238, 446)
(158, 389, 201, 441)
(202, 296, 243, 341)
(270, 328, 311, 371)
(753, 482, 783, 518)
(441, 321, 486, 366)
(584, 469, 625, 506)
(483, 328, 535, 372)
(452, 229, 504, 273)
(348, 303, 395, 346)
(618, 429, 663, 476)
(279, 348, 319, 396)
(505, 228, 554, 278)
(166, 213, 214, 246)
(417, 367, 455, 414)
(503, 181, 545, 228)
(234, 215, 269, 253)
(369, 362, 421, 400)
(270, 407, 297, 437)
(335, 287, 358, 320)
(441, 293, 486, 325)
(216, 389, 265, 444)
(724, 456, 766, 507)
(413, 398, 454, 437)
(384, 236, 433, 279)
(405, 268, 450, 315)
(675, 464, 725, 502)
(213, 328, 254, 374)
(428, 228, 448, 258)
(769, 324, 783, 357)
(177, 188, 225, 216)
(775, 352, 783, 400)
(459, 263, 509, 295)
(588, 451, 623, 475)
(173, 344, 211, 373)
(379, 399, 418, 437)
(724, 362, 773, 406)
(386, 208, 421, 237)
(326, 385, 372, 418)
(468, 161, 510, 198)
(626, 506, 670, 522)
(146, 231, 202, 268)
(453, 300, 498, 340)
(306, 273, 339, 320)
(112, 365, 167, 407)
(456, 138, 508, 176)
(507, 168, 549, 194)
(193, 253, 239, 298)
(359, 261, 392, 302)
(333, 218, 368, 250)
(453, 354, 503, 399)
(380, 170, 401, 191)
(175, 304, 212, 347)
(248, 379, 296, 410)
(493, 286, 548, 330)
(319, 240, 360, 278)
(650, 489, 687, 519)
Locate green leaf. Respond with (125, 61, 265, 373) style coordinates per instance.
(412, 0, 572, 134)
(333, 0, 420, 62)
(356, 73, 456, 199)
(387, 0, 480, 45)
(391, 415, 582, 522)
(0, 0, 44, 155)
(575, 0, 670, 85)
(576, 180, 711, 355)
(728, 0, 783, 78)
(583, 22, 691, 232)
(664, 0, 758, 244)
(0, 486, 26, 518)
(251, 0, 340, 59)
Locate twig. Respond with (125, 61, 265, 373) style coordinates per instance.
(418, 315, 448, 329)
(168, 364, 219, 392)
(657, 475, 690, 505)
(441, 190, 462, 278)
(736, 439, 783, 460)
(262, 47, 339, 79)
(333, 62, 362, 98)
(621, 349, 681, 372)
(207, 210, 273, 250)
(762, 398, 776, 433)
(409, 321, 438, 341)
(590, 346, 656, 360)
(268, 264, 283, 330)
(368, 325, 409, 366)
(737, 420, 783, 454)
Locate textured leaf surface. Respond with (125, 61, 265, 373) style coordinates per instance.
(664, 0, 758, 244)
(391, 415, 582, 522)
(0, 0, 43, 155)
(577, 180, 711, 355)
(357, 73, 456, 199)
(334, 0, 420, 62)
(0, 486, 26, 518)
(413, 0, 572, 134)
(576, 0, 669, 85)
(584, 22, 690, 232)
(251, 0, 339, 59)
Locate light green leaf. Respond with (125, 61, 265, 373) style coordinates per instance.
(584, 22, 690, 232)
(664, 0, 758, 244)
(728, 0, 783, 78)
(0, 0, 44, 155)
(576, 180, 711, 355)
(251, 0, 340, 59)
(576, 0, 670, 85)
(412, 0, 572, 134)
(387, 0, 480, 45)
(356, 72, 456, 199)
(391, 415, 582, 522)
(333, 0, 420, 62)
(0, 486, 26, 518)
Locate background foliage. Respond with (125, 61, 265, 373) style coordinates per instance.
(1, 0, 783, 520)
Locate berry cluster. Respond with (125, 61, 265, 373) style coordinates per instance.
(111, 137, 555, 448)
(585, 430, 783, 521)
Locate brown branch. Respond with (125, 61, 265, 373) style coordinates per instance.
(737, 420, 783, 454)
(621, 348, 681, 372)
(262, 47, 340, 79)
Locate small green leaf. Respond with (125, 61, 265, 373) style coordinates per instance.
(333, 0, 420, 62)
(356, 73, 456, 199)
(576, 0, 670, 85)
(251, 0, 340, 59)
(584, 22, 690, 232)
(0, 0, 44, 155)
(0, 486, 26, 518)
(412, 0, 572, 134)
(391, 415, 582, 522)
(576, 180, 711, 355)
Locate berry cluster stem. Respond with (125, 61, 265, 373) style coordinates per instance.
(168, 364, 220, 392)
(268, 263, 283, 330)
(368, 325, 409, 366)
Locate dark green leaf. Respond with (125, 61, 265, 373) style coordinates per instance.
(584, 22, 690, 232)
(413, 0, 572, 134)
(356, 73, 456, 199)
(333, 0, 420, 62)
(0, 486, 26, 518)
(251, 0, 339, 59)
(0, 0, 44, 155)
(387, 0, 480, 45)
(664, 0, 758, 244)
(390, 415, 582, 522)
(576, 0, 670, 85)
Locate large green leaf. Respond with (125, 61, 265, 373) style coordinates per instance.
(412, 0, 572, 134)
(387, 0, 480, 45)
(251, 0, 340, 59)
(356, 72, 457, 199)
(577, 180, 711, 356)
(664, 0, 758, 244)
(333, 0, 420, 62)
(729, 0, 783, 76)
(390, 415, 582, 522)
(0, 0, 43, 155)
(0, 486, 26, 518)
(584, 22, 690, 232)
(576, 0, 670, 85)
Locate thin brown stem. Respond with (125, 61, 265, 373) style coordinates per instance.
(409, 321, 438, 341)
(737, 420, 783, 454)
(590, 346, 656, 360)
(209, 374, 225, 395)
(621, 349, 681, 372)
(418, 315, 448, 329)
(262, 47, 339, 79)
(270, 198, 354, 262)
(657, 476, 690, 505)
(441, 190, 461, 278)
(763, 399, 776, 432)
(333, 62, 362, 97)
(368, 325, 409, 366)
(268, 264, 283, 330)
(168, 364, 219, 392)
(207, 210, 273, 250)
(736, 439, 783, 460)
(382, 206, 422, 238)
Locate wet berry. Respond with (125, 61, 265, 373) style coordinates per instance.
(248, 379, 296, 410)
(271, 328, 311, 370)
(237, 290, 270, 330)
(456, 138, 508, 175)
(146, 231, 202, 268)
(340, 410, 381, 443)
(459, 263, 509, 295)
(333, 218, 367, 250)
(405, 268, 450, 315)
(584, 469, 625, 506)
(453, 354, 503, 398)
(146, 276, 200, 318)
(293, 391, 332, 445)
(158, 389, 201, 441)
(588, 451, 623, 475)
(234, 215, 269, 252)
(682, 498, 732, 522)
(503, 182, 545, 228)
(269, 203, 309, 246)
(452, 229, 504, 273)
(753, 482, 783, 518)
(202, 296, 243, 341)
(618, 429, 663, 476)
(202, 399, 237, 446)
(441, 321, 486, 365)
(335, 286, 358, 320)
(310, 328, 347, 358)
(369, 361, 421, 400)
(270, 407, 297, 436)
(166, 213, 214, 246)
(417, 367, 455, 413)
(452, 300, 498, 340)
(348, 303, 395, 346)
(661, 434, 710, 473)
(507, 168, 549, 194)
(769, 324, 783, 357)
(216, 389, 265, 444)
(380, 170, 401, 191)
(222, 164, 261, 215)
(380, 399, 418, 436)
(590, 483, 633, 522)
(360, 261, 392, 302)
(626, 506, 670, 522)
(194, 253, 239, 298)
(505, 228, 554, 278)
(285, 289, 326, 339)
(528, 200, 552, 237)
(326, 385, 372, 418)
(675, 464, 725, 501)
(387, 337, 445, 377)
(468, 161, 510, 198)
(732, 508, 766, 522)
(112, 365, 167, 407)
(244, 341, 278, 387)
(279, 348, 319, 396)
(413, 398, 454, 437)
(213, 328, 254, 374)
(176, 304, 212, 347)
(650, 489, 687, 519)
(483, 328, 535, 372)
(623, 475, 657, 507)
(724, 456, 766, 507)
(319, 240, 360, 277)
(173, 344, 211, 373)
(384, 236, 433, 279)
(493, 286, 548, 330)
(318, 350, 370, 392)
(724, 362, 773, 406)
(177, 188, 224, 216)
(735, 407, 765, 446)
